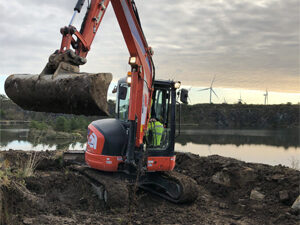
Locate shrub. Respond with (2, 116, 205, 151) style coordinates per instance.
(30, 120, 48, 130)
(0, 109, 5, 119)
(55, 116, 69, 132)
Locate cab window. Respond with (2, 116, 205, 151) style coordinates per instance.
(116, 83, 130, 121)
(146, 88, 170, 150)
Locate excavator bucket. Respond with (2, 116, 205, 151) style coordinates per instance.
(4, 51, 112, 116)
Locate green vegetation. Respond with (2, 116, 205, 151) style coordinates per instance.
(30, 120, 48, 130)
(27, 116, 90, 134)
(54, 116, 90, 132)
(0, 109, 5, 119)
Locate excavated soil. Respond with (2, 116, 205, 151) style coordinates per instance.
(0, 150, 299, 225)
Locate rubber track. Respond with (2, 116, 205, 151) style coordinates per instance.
(164, 171, 199, 203)
(140, 171, 198, 203)
(69, 165, 129, 208)
(68, 164, 198, 204)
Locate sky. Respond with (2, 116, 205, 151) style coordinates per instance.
(0, 0, 299, 104)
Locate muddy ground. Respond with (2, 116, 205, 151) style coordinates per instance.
(0, 150, 299, 225)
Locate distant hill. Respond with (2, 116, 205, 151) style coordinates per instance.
(180, 103, 299, 129)
(1, 94, 299, 129)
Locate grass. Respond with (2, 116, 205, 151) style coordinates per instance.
(0, 159, 12, 186)
(0, 152, 40, 187)
(0, 152, 42, 225)
(21, 152, 40, 178)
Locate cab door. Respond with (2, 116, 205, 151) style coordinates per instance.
(146, 83, 176, 157)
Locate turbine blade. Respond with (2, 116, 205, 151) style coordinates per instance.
(211, 75, 216, 87)
(212, 89, 218, 98)
(198, 88, 210, 91)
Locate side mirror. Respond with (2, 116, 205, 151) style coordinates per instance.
(180, 88, 188, 104)
(112, 85, 117, 94)
(118, 86, 128, 100)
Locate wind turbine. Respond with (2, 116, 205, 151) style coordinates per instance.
(187, 86, 192, 104)
(238, 92, 244, 104)
(264, 89, 268, 105)
(198, 75, 218, 104)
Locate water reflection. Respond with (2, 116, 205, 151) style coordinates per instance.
(174, 129, 299, 168)
(176, 129, 299, 149)
(0, 127, 299, 168)
(175, 143, 299, 168)
(0, 127, 86, 151)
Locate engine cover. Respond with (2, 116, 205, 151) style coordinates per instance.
(85, 118, 128, 171)
(86, 118, 128, 156)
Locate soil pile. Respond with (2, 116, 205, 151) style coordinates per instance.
(0, 150, 299, 225)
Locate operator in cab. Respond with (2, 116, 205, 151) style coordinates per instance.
(147, 117, 164, 147)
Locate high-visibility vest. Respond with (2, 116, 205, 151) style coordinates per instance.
(148, 121, 164, 146)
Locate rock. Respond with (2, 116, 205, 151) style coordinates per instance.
(271, 174, 285, 181)
(289, 208, 300, 216)
(237, 167, 257, 186)
(232, 214, 242, 220)
(212, 171, 231, 187)
(291, 195, 300, 210)
(250, 190, 265, 200)
(219, 202, 229, 209)
(279, 190, 289, 202)
(238, 204, 246, 210)
(23, 218, 34, 224)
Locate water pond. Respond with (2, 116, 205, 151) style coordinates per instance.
(0, 126, 299, 168)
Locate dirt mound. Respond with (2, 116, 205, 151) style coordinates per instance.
(0, 150, 299, 225)
(175, 152, 300, 224)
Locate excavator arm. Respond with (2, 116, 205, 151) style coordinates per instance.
(5, 0, 155, 135)
(59, 0, 155, 155)
(59, 0, 110, 57)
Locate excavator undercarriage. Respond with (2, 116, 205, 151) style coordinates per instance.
(64, 151, 198, 206)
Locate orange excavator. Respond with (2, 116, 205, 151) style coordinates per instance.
(5, 0, 197, 205)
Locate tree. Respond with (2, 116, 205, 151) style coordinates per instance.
(55, 116, 69, 132)
(0, 109, 5, 119)
(70, 117, 79, 130)
(30, 120, 48, 130)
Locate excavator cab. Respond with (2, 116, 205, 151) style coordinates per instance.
(116, 78, 177, 153)
(84, 77, 180, 172)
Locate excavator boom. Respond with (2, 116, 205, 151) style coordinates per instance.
(5, 0, 154, 120)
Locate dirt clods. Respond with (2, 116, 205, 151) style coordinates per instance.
(0, 150, 299, 225)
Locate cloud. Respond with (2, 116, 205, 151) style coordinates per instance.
(0, 0, 298, 93)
